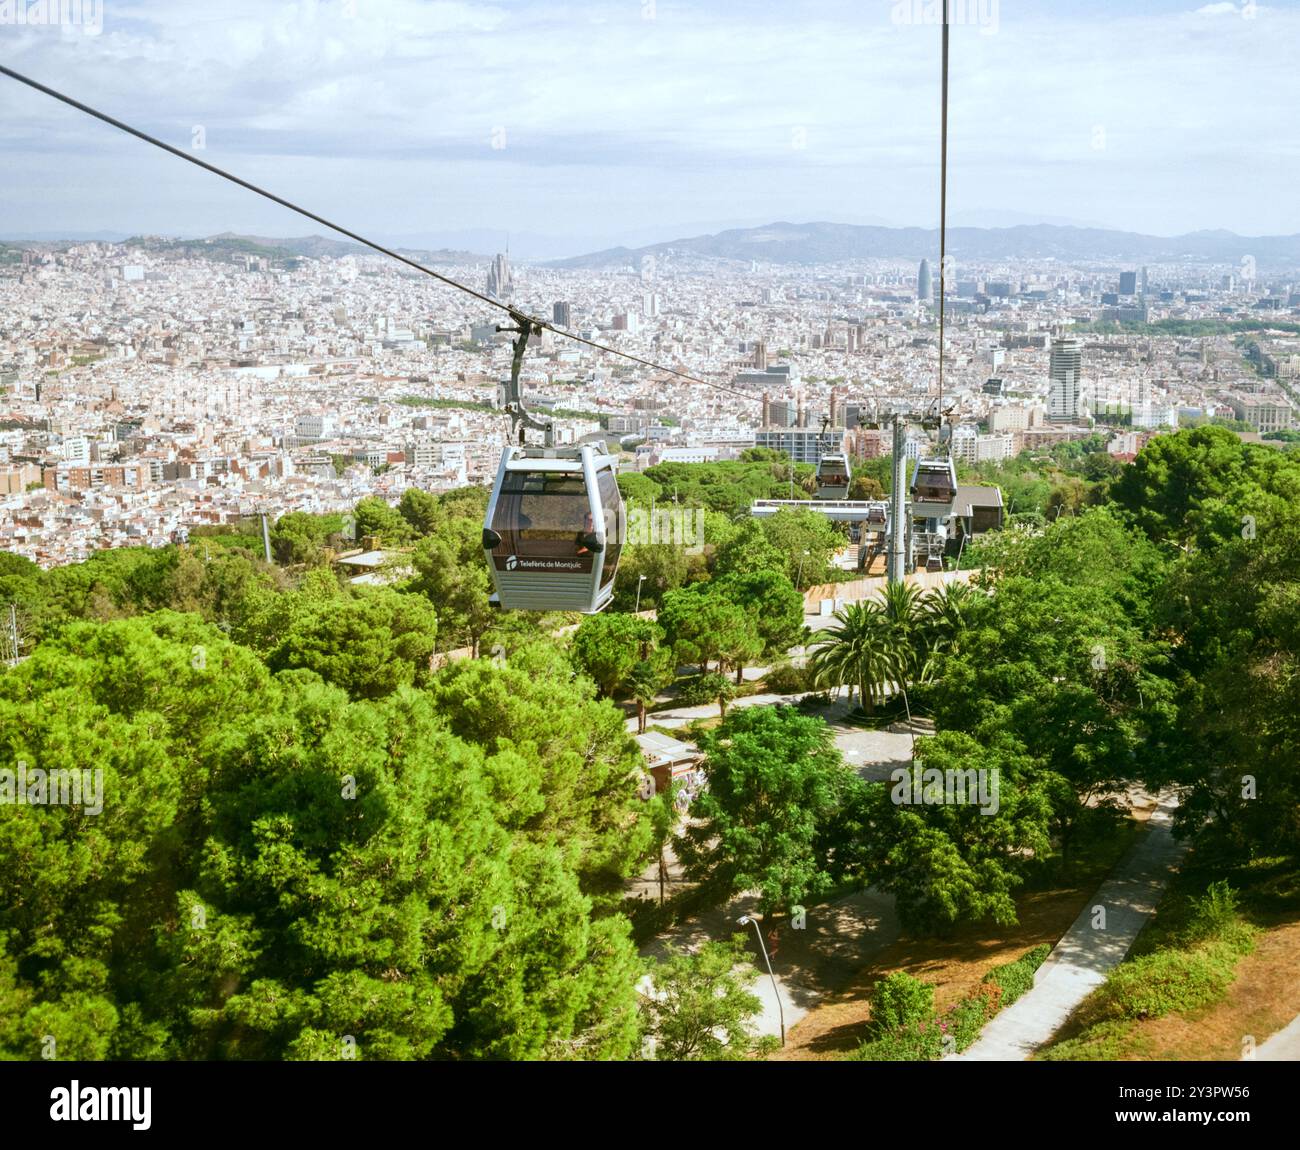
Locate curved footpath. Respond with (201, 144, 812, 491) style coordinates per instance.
(953, 791, 1188, 1061)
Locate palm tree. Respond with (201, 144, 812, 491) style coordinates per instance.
(627, 655, 673, 734)
(878, 580, 925, 680)
(916, 580, 977, 680)
(808, 600, 907, 713)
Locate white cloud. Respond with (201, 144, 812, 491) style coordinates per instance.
(0, 0, 1296, 241)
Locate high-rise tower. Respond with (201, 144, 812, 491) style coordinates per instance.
(917, 259, 933, 301)
(1047, 336, 1084, 423)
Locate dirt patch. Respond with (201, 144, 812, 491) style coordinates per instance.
(1111, 920, 1300, 1061)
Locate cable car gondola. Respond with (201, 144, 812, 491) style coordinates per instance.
(814, 452, 852, 500)
(909, 456, 957, 517)
(481, 312, 623, 612)
(814, 418, 852, 500)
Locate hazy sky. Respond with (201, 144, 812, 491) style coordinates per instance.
(1, 0, 1297, 256)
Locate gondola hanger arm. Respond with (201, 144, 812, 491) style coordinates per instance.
(496, 309, 553, 446)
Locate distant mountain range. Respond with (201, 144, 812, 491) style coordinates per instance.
(204, 233, 488, 263)
(9, 223, 1300, 269)
(143, 233, 490, 265)
(547, 221, 1300, 268)
(2, 232, 487, 264)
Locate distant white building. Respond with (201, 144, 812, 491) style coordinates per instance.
(1225, 393, 1294, 433)
(952, 427, 1015, 466)
(295, 414, 336, 440)
(654, 446, 721, 464)
(988, 405, 1035, 433)
(755, 427, 846, 465)
(62, 436, 92, 465)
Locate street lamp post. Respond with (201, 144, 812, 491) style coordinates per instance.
(738, 914, 785, 1047)
(635, 574, 647, 614)
(796, 548, 810, 591)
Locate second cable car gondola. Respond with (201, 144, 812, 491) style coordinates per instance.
(481, 311, 623, 613)
(909, 456, 957, 516)
(814, 417, 852, 500)
(814, 452, 852, 500)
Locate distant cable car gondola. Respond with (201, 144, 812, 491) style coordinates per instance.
(482, 312, 623, 612)
(814, 453, 851, 500)
(909, 456, 957, 516)
(814, 418, 852, 500)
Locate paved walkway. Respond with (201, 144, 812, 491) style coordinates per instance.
(1257, 1013, 1300, 1061)
(638, 885, 901, 1045)
(634, 689, 794, 731)
(632, 697, 913, 1049)
(955, 791, 1188, 1061)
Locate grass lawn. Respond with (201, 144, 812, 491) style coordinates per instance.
(1035, 854, 1300, 1060)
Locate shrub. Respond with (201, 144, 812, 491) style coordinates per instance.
(763, 663, 810, 695)
(870, 971, 935, 1033)
(948, 984, 998, 1051)
(849, 1020, 945, 1062)
(983, 944, 1051, 1007)
(1095, 948, 1236, 1021)
(1180, 880, 1240, 946)
(674, 673, 734, 708)
(851, 977, 1006, 1062)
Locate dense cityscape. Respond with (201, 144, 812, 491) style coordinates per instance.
(3, 231, 1297, 567)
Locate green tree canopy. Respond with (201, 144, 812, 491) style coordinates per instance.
(270, 511, 347, 567)
(570, 613, 663, 698)
(642, 936, 774, 1061)
(352, 496, 413, 546)
(678, 706, 855, 916)
(0, 615, 645, 1061)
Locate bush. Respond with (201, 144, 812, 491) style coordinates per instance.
(849, 1020, 945, 1062)
(851, 976, 1005, 1062)
(1180, 880, 1240, 946)
(763, 663, 811, 695)
(982, 944, 1051, 1007)
(1096, 948, 1237, 1021)
(870, 971, 935, 1033)
(948, 984, 999, 1051)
